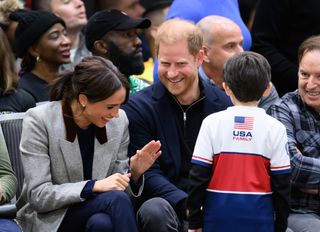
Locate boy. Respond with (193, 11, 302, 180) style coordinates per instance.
(187, 51, 291, 232)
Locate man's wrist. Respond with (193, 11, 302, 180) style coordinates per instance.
(130, 168, 142, 183)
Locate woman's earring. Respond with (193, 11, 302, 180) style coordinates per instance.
(36, 56, 41, 62)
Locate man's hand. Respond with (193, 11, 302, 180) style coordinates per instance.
(130, 140, 161, 182)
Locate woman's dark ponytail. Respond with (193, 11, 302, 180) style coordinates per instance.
(50, 71, 73, 101)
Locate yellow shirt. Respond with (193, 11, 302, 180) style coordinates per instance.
(134, 58, 154, 84)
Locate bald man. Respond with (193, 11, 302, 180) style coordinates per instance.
(197, 15, 279, 110)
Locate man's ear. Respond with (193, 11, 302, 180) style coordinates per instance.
(202, 46, 210, 63)
(149, 26, 158, 40)
(196, 49, 205, 67)
(93, 40, 108, 55)
(262, 82, 273, 97)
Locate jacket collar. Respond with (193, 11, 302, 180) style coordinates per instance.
(150, 77, 217, 176)
(62, 101, 108, 144)
(151, 76, 222, 107)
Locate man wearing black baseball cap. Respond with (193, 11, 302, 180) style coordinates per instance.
(85, 9, 151, 94)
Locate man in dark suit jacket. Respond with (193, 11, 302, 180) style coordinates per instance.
(251, 0, 320, 96)
(122, 18, 232, 232)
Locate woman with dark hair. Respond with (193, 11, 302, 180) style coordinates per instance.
(0, 27, 35, 112)
(16, 56, 161, 232)
(15, 10, 71, 103)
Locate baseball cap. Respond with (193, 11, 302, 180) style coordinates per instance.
(85, 9, 151, 51)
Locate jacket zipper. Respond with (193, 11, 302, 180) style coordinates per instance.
(173, 96, 206, 133)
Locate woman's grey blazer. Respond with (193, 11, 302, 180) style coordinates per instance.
(16, 101, 134, 232)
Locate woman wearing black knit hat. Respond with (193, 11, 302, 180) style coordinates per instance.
(15, 10, 71, 103)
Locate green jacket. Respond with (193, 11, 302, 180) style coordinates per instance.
(0, 125, 17, 204)
(129, 76, 149, 95)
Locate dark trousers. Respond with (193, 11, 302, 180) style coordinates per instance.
(0, 219, 21, 232)
(58, 190, 138, 232)
(137, 197, 183, 232)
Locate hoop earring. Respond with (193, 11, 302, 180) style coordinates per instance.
(36, 56, 41, 62)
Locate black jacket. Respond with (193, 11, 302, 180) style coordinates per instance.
(251, 0, 320, 96)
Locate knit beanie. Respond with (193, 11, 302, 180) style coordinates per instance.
(14, 10, 65, 58)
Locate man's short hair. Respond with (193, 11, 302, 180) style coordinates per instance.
(155, 18, 203, 57)
(223, 51, 271, 102)
(298, 35, 320, 63)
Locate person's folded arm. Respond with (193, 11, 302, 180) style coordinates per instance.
(268, 103, 320, 188)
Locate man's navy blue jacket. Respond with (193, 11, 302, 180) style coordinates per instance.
(122, 79, 232, 210)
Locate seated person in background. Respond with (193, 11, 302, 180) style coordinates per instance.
(95, 0, 149, 64)
(122, 18, 232, 232)
(188, 51, 291, 232)
(32, 0, 90, 69)
(251, 0, 320, 97)
(268, 35, 320, 232)
(0, 126, 20, 232)
(14, 10, 71, 103)
(85, 9, 151, 94)
(0, 0, 28, 74)
(16, 56, 161, 232)
(196, 15, 279, 111)
(0, 0, 23, 52)
(0, 27, 35, 113)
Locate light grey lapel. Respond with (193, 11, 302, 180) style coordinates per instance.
(59, 138, 84, 182)
(92, 138, 114, 180)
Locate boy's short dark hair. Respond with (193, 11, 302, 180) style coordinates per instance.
(223, 51, 271, 102)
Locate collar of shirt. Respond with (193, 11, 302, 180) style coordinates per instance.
(199, 65, 216, 85)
